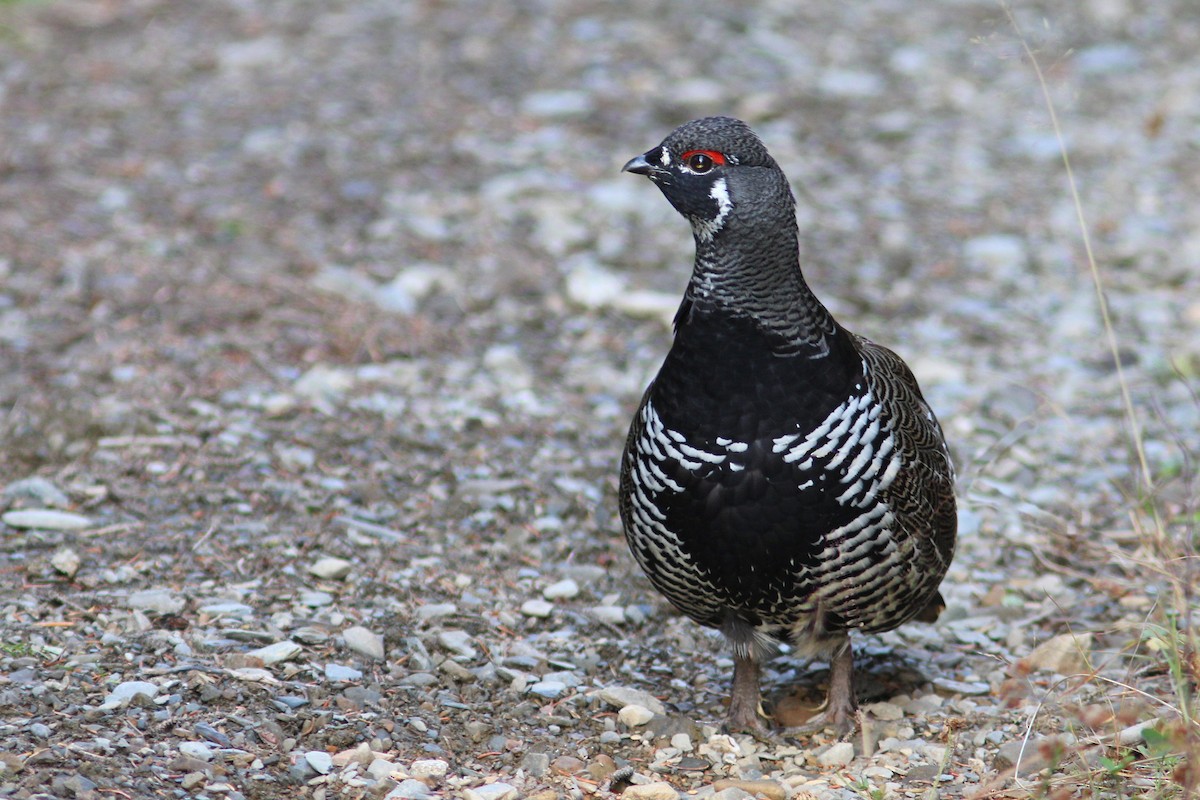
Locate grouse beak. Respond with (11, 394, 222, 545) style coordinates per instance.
(621, 153, 655, 175)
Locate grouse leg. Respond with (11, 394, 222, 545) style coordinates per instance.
(725, 654, 767, 734)
(823, 637, 857, 728)
(781, 635, 857, 736)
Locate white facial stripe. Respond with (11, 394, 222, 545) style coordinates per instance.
(659, 146, 671, 167)
(694, 177, 732, 242)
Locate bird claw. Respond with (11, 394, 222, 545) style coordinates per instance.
(779, 706, 859, 739)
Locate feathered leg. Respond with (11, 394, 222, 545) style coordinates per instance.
(725, 654, 767, 734)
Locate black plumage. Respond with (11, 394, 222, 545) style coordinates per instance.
(617, 117, 956, 733)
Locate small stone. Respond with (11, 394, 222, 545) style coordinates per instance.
(194, 722, 231, 746)
(440, 659, 475, 681)
(864, 701, 904, 721)
(415, 603, 457, 621)
(246, 641, 302, 666)
(437, 630, 477, 659)
(50, 547, 82, 578)
(1023, 632, 1094, 674)
(520, 599, 554, 618)
(4, 476, 70, 507)
(332, 743, 373, 767)
(521, 752, 550, 777)
(388, 778, 434, 799)
(101, 680, 160, 710)
(464, 721, 491, 742)
(275, 444, 315, 471)
(226, 666, 278, 684)
(551, 755, 585, 774)
(588, 605, 626, 625)
(597, 686, 667, 716)
(325, 663, 363, 682)
(469, 783, 519, 800)
(2, 508, 93, 530)
(368, 758, 400, 781)
(618, 704, 655, 727)
(410, 758, 449, 783)
(179, 741, 214, 761)
(305, 750, 334, 774)
(817, 741, 855, 768)
(712, 780, 786, 800)
(670, 732, 693, 752)
(57, 775, 97, 796)
(181, 771, 207, 790)
(309, 556, 353, 580)
(994, 738, 1057, 771)
(622, 782, 680, 800)
(293, 364, 355, 404)
(529, 680, 566, 698)
(711, 789, 754, 800)
(127, 588, 186, 614)
(542, 579, 579, 600)
(199, 601, 255, 617)
(343, 625, 386, 661)
(932, 677, 991, 696)
(299, 590, 334, 607)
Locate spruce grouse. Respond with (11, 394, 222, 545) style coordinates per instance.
(618, 117, 957, 733)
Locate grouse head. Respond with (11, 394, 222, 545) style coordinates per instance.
(622, 116, 795, 244)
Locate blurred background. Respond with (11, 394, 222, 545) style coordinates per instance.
(0, 0, 1197, 796)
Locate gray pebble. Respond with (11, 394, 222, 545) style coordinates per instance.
(299, 590, 334, 608)
(194, 722, 232, 746)
(198, 602, 256, 617)
(399, 672, 438, 687)
(368, 758, 399, 780)
(325, 663, 363, 682)
(469, 783, 518, 800)
(521, 751, 550, 777)
(305, 750, 334, 774)
(343, 625, 386, 661)
(528, 680, 566, 698)
(247, 641, 302, 665)
(179, 741, 215, 762)
(50, 547, 81, 578)
(415, 603, 457, 621)
(127, 589, 186, 615)
(597, 686, 666, 715)
(2, 508, 93, 530)
(541, 578, 579, 600)
(520, 599, 554, 618)
(817, 741, 855, 767)
(588, 605, 626, 625)
(100, 680, 159, 709)
(309, 556, 353, 580)
(388, 779, 434, 799)
(3, 476, 70, 507)
(437, 630, 477, 659)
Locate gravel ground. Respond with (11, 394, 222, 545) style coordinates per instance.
(2, 1, 1199, 799)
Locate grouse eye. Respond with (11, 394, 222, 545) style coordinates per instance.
(681, 150, 726, 173)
